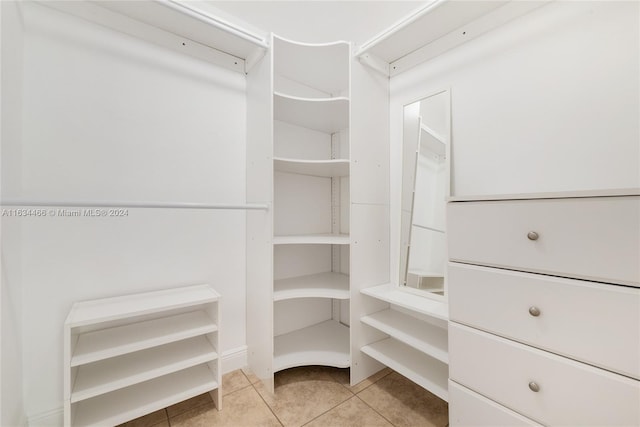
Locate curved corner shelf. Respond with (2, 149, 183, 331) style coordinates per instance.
(361, 338, 448, 401)
(274, 272, 350, 301)
(273, 234, 350, 245)
(274, 35, 350, 95)
(274, 320, 350, 372)
(274, 92, 349, 134)
(361, 309, 448, 364)
(361, 283, 448, 321)
(274, 157, 349, 178)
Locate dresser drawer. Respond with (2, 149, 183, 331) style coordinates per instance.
(447, 196, 640, 286)
(449, 323, 640, 426)
(449, 380, 542, 427)
(449, 263, 640, 379)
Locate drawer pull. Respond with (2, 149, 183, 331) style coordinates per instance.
(528, 306, 541, 317)
(528, 381, 540, 392)
(527, 231, 539, 241)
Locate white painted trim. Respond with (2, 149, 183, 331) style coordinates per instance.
(221, 346, 248, 374)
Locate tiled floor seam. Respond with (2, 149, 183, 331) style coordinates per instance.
(299, 394, 358, 427)
(250, 382, 285, 426)
(344, 368, 393, 395)
(353, 394, 398, 427)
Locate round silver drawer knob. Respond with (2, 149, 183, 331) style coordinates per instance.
(528, 382, 540, 392)
(527, 231, 539, 241)
(529, 306, 541, 317)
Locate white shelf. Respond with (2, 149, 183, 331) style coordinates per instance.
(71, 311, 216, 366)
(72, 336, 217, 402)
(274, 92, 349, 134)
(274, 36, 349, 95)
(73, 364, 218, 427)
(274, 157, 349, 178)
(361, 283, 448, 321)
(274, 272, 350, 301)
(65, 286, 221, 426)
(65, 284, 219, 328)
(39, 1, 267, 74)
(356, 0, 547, 76)
(274, 320, 350, 372)
(273, 234, 350, 245)
(361, 309, 448, 364)
(362, 338, 448, 401)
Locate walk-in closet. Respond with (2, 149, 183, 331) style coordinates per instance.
(2, 1, 638, 426)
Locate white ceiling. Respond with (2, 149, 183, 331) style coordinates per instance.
(201, 1, 427, 46)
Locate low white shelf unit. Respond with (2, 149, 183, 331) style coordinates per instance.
(360, 284, 449, 401)
(64, 285, 221, 427)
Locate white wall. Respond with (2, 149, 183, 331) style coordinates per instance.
(390, 1, 640, 282)
(1, 1, 26, 426)
(8, 3, 247, 424)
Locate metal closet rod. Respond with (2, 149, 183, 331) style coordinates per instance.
(0, 200, 269, 210)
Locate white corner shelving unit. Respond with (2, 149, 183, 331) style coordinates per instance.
(360, 283, 449, 401)
(247, 31, 390, 391)
(64, 285, 221, 427)
(271, 34, 352, 376)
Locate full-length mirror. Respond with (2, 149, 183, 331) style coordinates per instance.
(400, 90, 450, 299)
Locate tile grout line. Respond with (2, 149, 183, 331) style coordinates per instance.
(354, 394, 397, 427)
(299, 394, 358, 427)
(247, 373, 285, 427)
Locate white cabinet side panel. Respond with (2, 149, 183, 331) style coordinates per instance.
(246, 46, 274, 389)
(247, 47, 273, 204)
(351, 58, 390, 205)
(350, 204, 390, 384)
(246, 209, 273, 387)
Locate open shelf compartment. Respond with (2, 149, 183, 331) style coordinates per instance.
(274, 157, 349, 178)
(274, 320, 350, 372)
(274, 92, 349, 134)
(72, 336, 218, 403)
(71, 364, 218, 427)
(71, 311, 216, 366)
(274, 272, 350, 301)
(362, 337, 448, 401)
(361, 309, 448, 364)
(361, 283, 448, 321)
(274, 35, 350, 96)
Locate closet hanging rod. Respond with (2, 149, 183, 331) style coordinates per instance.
(161, 0, 269, 49)
(0, 200, 269, 210)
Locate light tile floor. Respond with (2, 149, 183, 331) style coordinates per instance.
(117, 366, 448, 427)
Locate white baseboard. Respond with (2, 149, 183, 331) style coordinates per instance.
(27, 407, 62, 427)
(221, 345, 248, 374)
(25, 347, 247, 426)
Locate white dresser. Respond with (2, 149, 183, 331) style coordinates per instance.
(447, 193, 640, 426)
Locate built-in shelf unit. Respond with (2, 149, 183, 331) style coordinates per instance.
(360, 283, 449, 400)
(245, 34, 353, 391)
(64, 285, 221, 427)
(271, 34, 351, 376)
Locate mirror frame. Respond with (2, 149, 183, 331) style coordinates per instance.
(399, 88, 452, 301)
